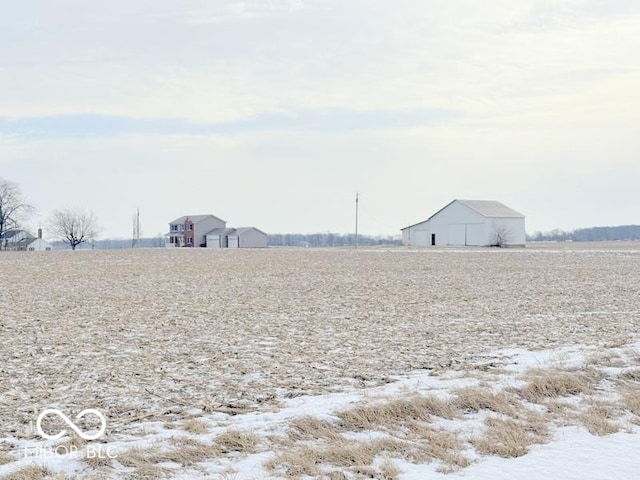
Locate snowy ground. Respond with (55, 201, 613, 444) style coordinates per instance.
(1, 244, 639, 479)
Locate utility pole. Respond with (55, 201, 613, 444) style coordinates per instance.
(355, 192, 359, 249)
(132, 208, 140, 248)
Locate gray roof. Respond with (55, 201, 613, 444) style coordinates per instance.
(401, 199, 524, 230)
(0, 229, 35, 241)
(205, 228, 236, 236)
(456, 200, 524, 218)
(229, 227, 268, 236)
(169, 214, 226, 225)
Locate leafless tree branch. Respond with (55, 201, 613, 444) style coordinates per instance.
(0, 177, 35, 250)
(49, 208, 100, 250)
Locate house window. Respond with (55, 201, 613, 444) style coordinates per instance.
(188, 224, 193, 231)
(186, 237, 193, 245)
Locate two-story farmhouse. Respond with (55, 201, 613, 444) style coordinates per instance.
(167, 215, 267, 248)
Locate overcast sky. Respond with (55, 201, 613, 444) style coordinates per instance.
(1, 0, 638, 239)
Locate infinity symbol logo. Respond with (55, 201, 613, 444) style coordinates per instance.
(36, 409, 107, 441)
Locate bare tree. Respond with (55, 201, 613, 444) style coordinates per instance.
(49, 208, 100, 250)
(491, 224, 513, 247)
(0, 177, 35, 250)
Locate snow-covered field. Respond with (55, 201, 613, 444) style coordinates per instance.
(1, 244, 639, 479)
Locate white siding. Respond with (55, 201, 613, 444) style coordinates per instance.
(27, 238, 52, 251)
(428, 201, 485, 245)
(229, 228, 268, 248)
(486, 218, 526, 246)
(402, 200, 525, 247)
(448, 224, 466, 246)
(194, 217, 226, 247)
(205, 235, 223, 248)
(466, 223, 485, 245)
(414, 230, 430, 246)
(402, 220, 430, 246)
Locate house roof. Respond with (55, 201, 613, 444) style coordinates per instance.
(205, 228, 236, 236)
(401, 199, 524, 230)
(230, 227, 268, 236)
(169, 214, 226, 225)
(27, 238, 52, 246)
(0, 229, 35, 241)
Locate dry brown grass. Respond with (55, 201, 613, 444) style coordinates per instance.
(619, 368, 640, 383)
(84, 451, 113, 468)
(266, 444, 323, 478)
(622, 386, 640, 417)
(472, 416, 548, 458)
(288, 416, 343, 442)
(322, 441, 378, 467)
(268, 437, 408, 478)
(272, 416, 471, 477)
(577, 402, 620, 436)
(2, 247, 640, 478)
(165, 437, 224, 465)
(337, 395, 457, 431)
(2, 465, 51, 480)
(56, 433, 87, 453)
(587, 350, 626, 368)
(453, 386, 518, 415)
(182, 418, 210, 435)
(406, 425, 471, 471)
(117, 446, 170, 478)
(517, 367, 603, 403)
(0, 451, 13, 465)
(214, 430, 260, 454)
(379, 460, 402, 480)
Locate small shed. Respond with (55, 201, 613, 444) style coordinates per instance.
(227, 227, 268, 248)
(401, 199, 525, 247)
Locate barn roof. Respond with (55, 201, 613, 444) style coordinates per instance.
(456, 200, 524, 218)
(401, 199, 524, 230)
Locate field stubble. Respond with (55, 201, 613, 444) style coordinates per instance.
(1, 245, 639, 477)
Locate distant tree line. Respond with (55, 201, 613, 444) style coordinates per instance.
(528, 225, 640, 242)
(49, 233, 401, 249)
(50, 236, 166, 250)
(267, 233, 401, 247)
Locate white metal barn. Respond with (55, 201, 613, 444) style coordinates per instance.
(227, 227, 268, 248)
(401, 200, 525, 247)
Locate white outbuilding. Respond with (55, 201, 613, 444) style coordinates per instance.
(227, 227, 268, 248)
(401, 200, 526, 247)
(205, 228, 236, 249)
(27, 237, 53, 251)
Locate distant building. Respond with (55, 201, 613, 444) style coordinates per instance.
(205, 228, 236, 249)
(167, 215, 267, 248)
(1, 228, 52, 251)
(167, 215, 226, 247)
(401, 200, 525, 247)
(227, 227, 268, 248)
